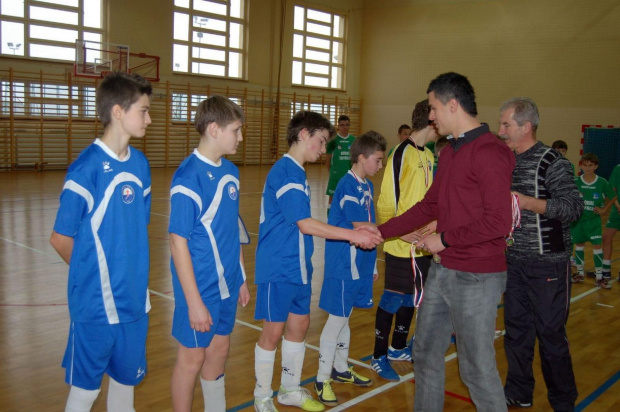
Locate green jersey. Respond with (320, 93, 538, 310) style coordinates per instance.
(574, 174, 615, 218)
(326, 134, 356, 196)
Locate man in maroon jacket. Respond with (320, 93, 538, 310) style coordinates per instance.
(377, 72, 515, 412)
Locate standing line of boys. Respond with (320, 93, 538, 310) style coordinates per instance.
(49, 70, 618, 412)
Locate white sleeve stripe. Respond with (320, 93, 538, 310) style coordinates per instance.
(63, 180, 95, 213)
(144, 186, 151, 196)
(276, 183, 305, 199)
(340, 195, 360, 209)
(170, 185, 202, 214)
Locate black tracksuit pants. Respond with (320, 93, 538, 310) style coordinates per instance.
(504, 258, 578, 411)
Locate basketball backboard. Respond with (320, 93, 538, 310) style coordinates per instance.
(74, 40, 130, 78)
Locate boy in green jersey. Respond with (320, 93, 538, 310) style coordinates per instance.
(325, 115, 356, 213)
(602, 164, 620, 281)
(571, 153, 617, 288)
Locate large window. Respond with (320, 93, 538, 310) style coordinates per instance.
(1, 81, 96, 118)
(292, 5, 345, 89)
(173, 0, 247, 79)
(0, 0, 104, 60)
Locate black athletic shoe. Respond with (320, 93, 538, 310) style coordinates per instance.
(506, 395, 533, 408)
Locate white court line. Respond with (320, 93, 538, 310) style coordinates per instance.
(150, 212, 170, 218)
(330, 352, 461, 412)
(0, 236, 58, 258)
(596, 303, 614, 308)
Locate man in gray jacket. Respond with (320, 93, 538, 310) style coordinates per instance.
(499, 98, 582, 411)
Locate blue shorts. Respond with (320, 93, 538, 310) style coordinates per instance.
(254, 282, 312, 322)
(172, 295, 238, 348)
(319, 276, 374, 317)
(63, 315, 149, 390)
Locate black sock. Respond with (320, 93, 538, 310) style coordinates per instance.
(391, 306, 414, 350)
(373, 307, 394, 358)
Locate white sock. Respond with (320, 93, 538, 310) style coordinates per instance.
(65, 386, 100, 412)
(281, 339, 305, 392)
(334, 321, 351, 373)
(107, 377, 135, 412)
(254, 344, 276, 399)
(594, 248, 604, 278)
(318, 315, 348, 382)
(201, 375, 226, 412)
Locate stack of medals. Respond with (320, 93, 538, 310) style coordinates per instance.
(507, 193, 521, 248)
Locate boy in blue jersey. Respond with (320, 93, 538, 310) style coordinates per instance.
(169, 95, 250, 411)
(314, 131, 387, 406)
(253, 111, 383, 412)
(50, 71, 153, 412)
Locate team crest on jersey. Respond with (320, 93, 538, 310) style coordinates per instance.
(103, 161, 112, 173)
(122, 185, 135, 204)
(207, 171, 215, 180)
(357, 185, 363, 192)
(593, 192, 600, 200)
(228, 184, 238, 200)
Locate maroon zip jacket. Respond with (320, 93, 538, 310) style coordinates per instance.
(378, 125, 515, 273)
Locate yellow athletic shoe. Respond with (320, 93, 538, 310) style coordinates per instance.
(331, 366, 373, 387)
(314, 379, 338, 406)
(277, 386, 325, 411)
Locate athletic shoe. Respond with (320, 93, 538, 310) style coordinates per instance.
(494, 329, 504, 338)
(255, 396, 279, 412)
(602, 271, 611, 280)
(277, 387, 325, 411)
(331, 366, 373, 386)
(314, 380, 338, 406)
(595, 278, 611, 289)
(571, 273, 584, 283)
(371, 355, 400, 381)
(505, 395, 533, 408)
(388, 345, 412, 362)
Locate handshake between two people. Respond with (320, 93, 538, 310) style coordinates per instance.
(351, 224, 383, 250)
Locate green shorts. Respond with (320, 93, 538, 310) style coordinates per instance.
(606, 208, 620, 230)
(571, 216, 602, 245)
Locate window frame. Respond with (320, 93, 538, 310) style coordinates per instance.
(292, 4, 347, 90)
(172, 0, 248, 80)
(0, 0, 106, 62)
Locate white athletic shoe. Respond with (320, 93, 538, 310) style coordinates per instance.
(255, 396, 279, 412)
(277, 387, 325, 411)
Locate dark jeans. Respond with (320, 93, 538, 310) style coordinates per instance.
(504, 258, 578, 411)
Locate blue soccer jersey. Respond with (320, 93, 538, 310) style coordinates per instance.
(325, 170, 378, 280)
(169, 149, 243, 306)
(53, 139, 151, 325)
(255, 155, 313, 285)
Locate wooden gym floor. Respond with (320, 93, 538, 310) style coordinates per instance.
(1, 165, 619, 411)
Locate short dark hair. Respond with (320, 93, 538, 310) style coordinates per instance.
(580, 152, 599, 164)
(427, 72, 477, 116)
(195, 95, 245, 136)
(411, 99, 431, 132)
(338, 115, 350, 124)
(96, 71, 152, 128)
(398, 124, 411, 134)
(350, 130, 387, 163)
(552, 140, 568, 150)
(287, 111, 335, 147)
